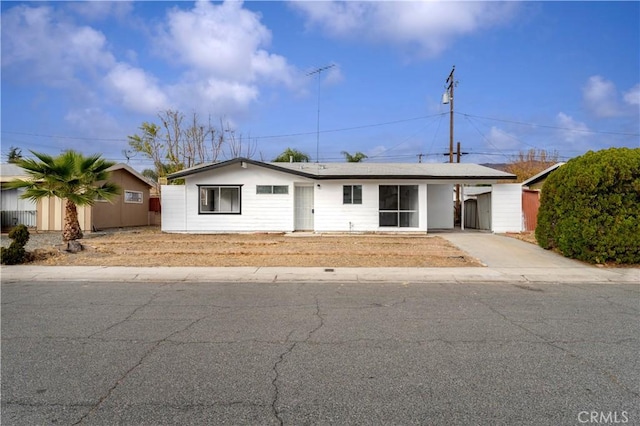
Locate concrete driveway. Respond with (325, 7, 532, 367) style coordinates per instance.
(439, 232, 587, 268)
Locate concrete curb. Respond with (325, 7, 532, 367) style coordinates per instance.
(1, 265, 637, 284)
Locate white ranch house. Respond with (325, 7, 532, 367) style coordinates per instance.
(161, 158, 522, 234)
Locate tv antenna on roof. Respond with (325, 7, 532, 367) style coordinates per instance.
(307, 64, 335, 163)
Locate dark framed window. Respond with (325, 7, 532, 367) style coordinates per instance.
(256, 185, 289, 194)
(124, 190, 143, 204)
(379, 185, 419, 227)
(199, 185, 242, 214)
(343, 185, 362, 204)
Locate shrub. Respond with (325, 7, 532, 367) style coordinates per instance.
(536, 147, 640, 264)
(1, 224, 30, 265)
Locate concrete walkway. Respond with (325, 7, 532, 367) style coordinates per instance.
(1, 233, 637, 284)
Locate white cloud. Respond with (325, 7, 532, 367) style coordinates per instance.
(159, 1, 298, 85)
(1, 4, 115, 86)
(152, 0, 303, 118)
(290, 1, 519, 57)
(104, 63, 170, 114)
(64, 107, 121, 139)
(67, 1, 133, 21)
(623, 83, 640, 106)
(167, 77, 259, 118)
(556, 112, 590, 144)
(582, 75, 620, 118)
(487, 126, 520, 150)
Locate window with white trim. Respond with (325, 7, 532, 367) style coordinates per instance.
(379, 185, 419, 227)
(343, 185, 362, 204)
(256, 185, 289, 194)
(199, 185, 241, 214)
(124, 190, 143, 204)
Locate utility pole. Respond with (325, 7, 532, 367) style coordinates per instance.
(307, 64, 335, 163)
(442, 65, 456, 163)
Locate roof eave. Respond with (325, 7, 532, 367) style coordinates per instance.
(167, 158, 517, 181)
(167, 157, 319, 180)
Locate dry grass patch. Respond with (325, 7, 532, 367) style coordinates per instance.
(30, 228, 483, 267)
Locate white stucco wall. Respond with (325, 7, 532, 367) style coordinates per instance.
(427, 184, 454, 229)
(491, 183, 523, 233)
(314, 180, 427, 232)
(161, 185, 187, 231)
(163, 163, 313, 232)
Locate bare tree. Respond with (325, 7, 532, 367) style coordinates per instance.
(224, 123, 257, 159)
(505, 149, 560, 182)
(128, 110, 236, 181)
(128, 122, 165, 177)
(158, 110, 184, 173)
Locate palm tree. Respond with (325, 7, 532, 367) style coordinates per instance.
(341, 151, 368, 162)
(7, 146, 23, 163)
(272, 147, 311, 162)
(7, 150, 120, 242)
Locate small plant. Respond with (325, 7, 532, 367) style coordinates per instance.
(1, 224, 30, 265)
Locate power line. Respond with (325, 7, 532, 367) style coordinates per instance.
(0, 130, 126, 142)
(3, 111, 632, 145)
(460, 112, 640, 137)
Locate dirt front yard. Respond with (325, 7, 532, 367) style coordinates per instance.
(25, 227, 483, 268)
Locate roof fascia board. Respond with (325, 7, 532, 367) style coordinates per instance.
(168, 158, 517, 181)
(168, 157, 318, 180)
(313, 175, 516, 181)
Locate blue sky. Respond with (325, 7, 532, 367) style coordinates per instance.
(2, 1, 639, 172)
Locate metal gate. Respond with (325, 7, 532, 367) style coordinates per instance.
(522, 189, 540, 231)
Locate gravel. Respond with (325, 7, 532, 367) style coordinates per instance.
(1, 228, 125, 252)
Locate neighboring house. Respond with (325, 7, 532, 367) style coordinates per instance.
(521, 162, 565, 231)
(162, 157, 522, 234)
(0, 163, 155, 232)
(0, 163, 37, 230)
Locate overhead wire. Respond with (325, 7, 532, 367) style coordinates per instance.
(2, 111, 637, 164)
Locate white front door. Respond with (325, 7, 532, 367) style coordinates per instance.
(294, 185, 314, 231)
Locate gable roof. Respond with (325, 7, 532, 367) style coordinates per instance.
(521, 162, 565, 187)
(168, 157, 517, 181)
(0, 163, 28, 182)
(106, 163, 155, 188)
(1, 162, 154, 187)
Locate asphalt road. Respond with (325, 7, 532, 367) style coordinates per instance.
(2, 280, 638, 425)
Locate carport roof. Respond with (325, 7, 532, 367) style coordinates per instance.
(168, 157, 517, 181)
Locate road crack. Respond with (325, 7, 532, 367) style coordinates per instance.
(271, 297, 324, 425)
(465, 290, 640, 399)
(73, 304, 213, 424)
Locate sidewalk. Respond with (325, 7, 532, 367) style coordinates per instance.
(1, 233, 638, 284)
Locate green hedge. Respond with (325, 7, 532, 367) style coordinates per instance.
(536, 147, 640, 264)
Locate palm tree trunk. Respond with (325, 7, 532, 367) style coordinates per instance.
(62, 199, 83, 242)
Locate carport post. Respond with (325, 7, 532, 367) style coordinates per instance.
(460, 185, 465, 230)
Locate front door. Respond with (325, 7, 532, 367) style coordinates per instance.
(294, 185, 314, 231)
